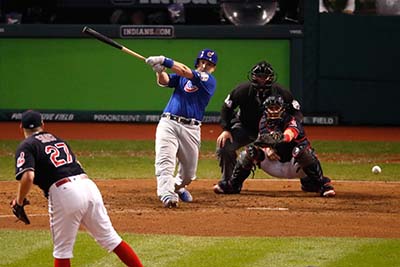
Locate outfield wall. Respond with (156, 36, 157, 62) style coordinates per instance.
(0, 38, 289, 113)
(1, 24, 323, 124)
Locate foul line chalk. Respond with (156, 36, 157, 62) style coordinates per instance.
(246, 207, 289, 211)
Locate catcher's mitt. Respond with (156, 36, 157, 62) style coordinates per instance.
(10, 198, 30, 225)
(253, 131, 284, 148)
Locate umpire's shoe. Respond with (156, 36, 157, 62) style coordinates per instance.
(213, 183, 225, 194)
(177, 188, 193, 202)
(213, 181, 239, 194)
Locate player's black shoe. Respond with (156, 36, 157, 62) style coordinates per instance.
(213, 181, 240, 194)
(301, 176, 336, 197)
(320, 180, 336, 197)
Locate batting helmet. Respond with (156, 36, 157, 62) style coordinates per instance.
(195, 48, 218, 67)
(263, 95, 286, 120)
(248, 60, 277, 90)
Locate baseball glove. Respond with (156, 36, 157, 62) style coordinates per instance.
(10, 198, 30, 225)
(253, 131, 284, 148)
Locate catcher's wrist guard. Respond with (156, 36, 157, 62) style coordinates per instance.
(10, 198, 30, 225)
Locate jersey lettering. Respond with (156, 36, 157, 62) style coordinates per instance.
(35, 133, 57, 143)
(45, 142, 73, 167)
(184, 80, 199, 93)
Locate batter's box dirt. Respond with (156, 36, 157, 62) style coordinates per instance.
(1, 179, 399, 238)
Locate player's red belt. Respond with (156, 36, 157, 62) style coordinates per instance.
(161, 113, 201, 126)
(54, 174, 88, 187)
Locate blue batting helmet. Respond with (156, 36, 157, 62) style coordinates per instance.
(195, 48, 218, 67)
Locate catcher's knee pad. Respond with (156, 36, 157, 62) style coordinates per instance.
(292, 145, 316, 167)
(237, 150, 256, 170)
(246, 145, 265, 163)
(293, 145, 323, 177)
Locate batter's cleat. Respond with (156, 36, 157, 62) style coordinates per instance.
(177, 188, 193, 202)
(163, 198, 178, 209)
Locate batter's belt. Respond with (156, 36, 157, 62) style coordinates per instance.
(161, 113, 201, 126)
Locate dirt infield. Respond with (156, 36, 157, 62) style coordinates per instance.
(1, 122, 400, 238)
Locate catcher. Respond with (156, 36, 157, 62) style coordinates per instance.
(214, 95, 336, 197)
(11, 110, 143, 267)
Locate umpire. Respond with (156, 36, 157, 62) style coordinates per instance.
(216, 60, 302, 187)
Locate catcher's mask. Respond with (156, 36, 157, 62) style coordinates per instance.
(263, 95, 285, 120)
(248, 60, 277, 91)
(195, 48, 218, 68)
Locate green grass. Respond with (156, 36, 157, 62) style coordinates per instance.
(1, 140, 399, 181)
(1, 140, 400, 266)
(0, 230, 399, 267)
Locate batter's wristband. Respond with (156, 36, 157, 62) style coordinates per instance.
(162, 58, 174, 68)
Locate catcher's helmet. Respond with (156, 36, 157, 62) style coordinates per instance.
(248, 60, 276, 90)
(195, 48, 218, 67)
(263, 95, 285, 120)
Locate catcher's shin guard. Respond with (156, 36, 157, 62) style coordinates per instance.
(229, 149, 257, 193)
(293, 145, 334, 195)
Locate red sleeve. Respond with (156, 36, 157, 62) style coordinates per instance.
(283, 127, 299, 142)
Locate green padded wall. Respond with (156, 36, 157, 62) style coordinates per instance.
(0, 38, 289, 113)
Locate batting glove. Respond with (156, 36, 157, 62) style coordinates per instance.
(146, 56, 165, 66)
(152, 63, 166, 73)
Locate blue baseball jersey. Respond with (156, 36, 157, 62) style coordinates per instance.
(163, 70, 216, 121)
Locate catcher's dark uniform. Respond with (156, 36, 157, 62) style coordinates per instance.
(216, 95, 335, 197)
(217, 80, 300, 182)
(258, 111, 308, 163)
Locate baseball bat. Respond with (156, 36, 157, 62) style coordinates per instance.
(82, 26, 146, 61)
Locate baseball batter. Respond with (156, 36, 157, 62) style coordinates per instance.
(145, 48, 218, 208)
(214, 95, 336, 197)
(11, 110, 143, 267)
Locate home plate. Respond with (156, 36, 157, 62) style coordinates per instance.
(246, 207, 289, 211)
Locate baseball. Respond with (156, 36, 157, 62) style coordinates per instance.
(372, 165, 381, 174)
